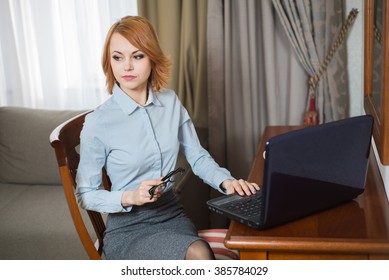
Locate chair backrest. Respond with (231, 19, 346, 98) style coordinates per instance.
(50, 110, 110, 260)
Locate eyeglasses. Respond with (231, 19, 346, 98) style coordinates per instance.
(149, 167, 185, 199)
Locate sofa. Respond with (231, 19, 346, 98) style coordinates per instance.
(0, 106, 226, 260)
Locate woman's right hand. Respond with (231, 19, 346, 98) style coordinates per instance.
(121, 179, 164, 207)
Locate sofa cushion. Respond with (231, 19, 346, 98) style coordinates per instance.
(0, 107, 85, 185)
(0, 182, 95, 259)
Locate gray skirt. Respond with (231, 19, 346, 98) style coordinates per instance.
(103, 191, 202, 260)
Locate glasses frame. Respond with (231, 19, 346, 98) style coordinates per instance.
(148, 167, 185, 199)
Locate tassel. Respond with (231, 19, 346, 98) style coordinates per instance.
(304, 95, 318, 126)
(301, 9, 358, 127)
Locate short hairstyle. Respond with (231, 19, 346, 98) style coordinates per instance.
(102, 16, 172, 94)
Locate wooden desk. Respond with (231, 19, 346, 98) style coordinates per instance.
(225, 126, 389, 260)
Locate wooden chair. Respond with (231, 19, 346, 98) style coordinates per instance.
(50, 111, 239, 260)
(50, 110, 106, 260)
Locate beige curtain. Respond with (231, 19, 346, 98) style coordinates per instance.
(272, 0, 350, 124)
(137, 0, 208, 128)
(207, 0, 307, 179)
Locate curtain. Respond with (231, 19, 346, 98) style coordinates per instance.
(137, 0, 208, 128)
(272, 0, 349, 124)
(0, 0, 137, 110)
(207, 0, 307, 179)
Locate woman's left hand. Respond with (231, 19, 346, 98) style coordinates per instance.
(221, 179, 260, 196)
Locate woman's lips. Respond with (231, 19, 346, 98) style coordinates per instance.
(122, 75, 136, 81)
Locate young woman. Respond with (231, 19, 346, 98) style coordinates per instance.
(75, 16, 259, 260)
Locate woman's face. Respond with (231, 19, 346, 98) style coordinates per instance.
(110, 32, 152, 98)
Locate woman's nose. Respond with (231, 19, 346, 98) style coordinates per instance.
(124, 59, 133, 71)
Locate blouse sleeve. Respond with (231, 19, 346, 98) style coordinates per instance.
(75, 113, 130, 213)
(178, 107, 234, 193)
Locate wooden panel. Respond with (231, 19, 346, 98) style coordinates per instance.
(369, 254, 389, 260)
(364, 0, 389, 165)
(239, 251, 267, 260)
(268, 252, 367, 260)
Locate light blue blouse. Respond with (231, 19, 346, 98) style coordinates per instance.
(75, 85, 233, 213)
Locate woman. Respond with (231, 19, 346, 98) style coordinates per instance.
(75, 16, 259, 260)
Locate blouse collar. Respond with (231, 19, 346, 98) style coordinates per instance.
(112, 84, 162, 115)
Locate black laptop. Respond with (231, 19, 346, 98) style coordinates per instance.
(207, 115, 374, 229)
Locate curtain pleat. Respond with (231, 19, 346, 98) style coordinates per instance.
(207, 0, 307, 179)
(0, 0, 137, 109)
(272, 0, 350, 123)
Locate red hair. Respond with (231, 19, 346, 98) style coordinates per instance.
(102, 16, 171, 94)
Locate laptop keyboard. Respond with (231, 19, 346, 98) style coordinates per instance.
(225, 191, 263, 218)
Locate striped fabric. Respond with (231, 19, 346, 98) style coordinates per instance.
(198, 229, 239, 260)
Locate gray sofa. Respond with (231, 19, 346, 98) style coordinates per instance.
(0, 106, 225, 260)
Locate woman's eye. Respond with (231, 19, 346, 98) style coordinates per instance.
(133, 54, 145, 60)
(112, 55, 122, 61)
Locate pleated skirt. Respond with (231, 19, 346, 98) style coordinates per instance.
(103, 191, 201, 260)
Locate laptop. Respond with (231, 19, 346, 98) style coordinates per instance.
(207, 115, 374, 230)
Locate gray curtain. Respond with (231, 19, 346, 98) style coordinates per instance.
(207, 0, 307, 179)
(272, 0, 349, 123)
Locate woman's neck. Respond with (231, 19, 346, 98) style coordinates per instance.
(122, 85, 148, 105)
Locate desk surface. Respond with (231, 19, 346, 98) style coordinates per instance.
(225, 126, 389, 260)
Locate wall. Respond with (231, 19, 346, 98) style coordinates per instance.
(346, 0, 364, 117)
(346, 0, 389, 202)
